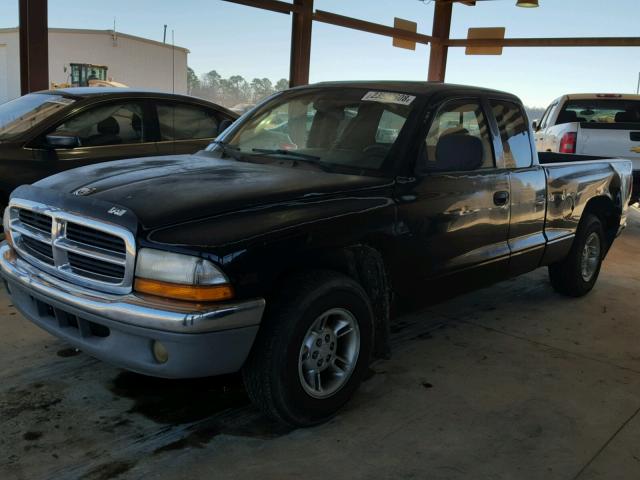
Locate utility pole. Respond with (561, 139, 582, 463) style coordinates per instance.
(636, 72, 639, 94)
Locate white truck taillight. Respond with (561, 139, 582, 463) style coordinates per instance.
(559, 132, 577, 153)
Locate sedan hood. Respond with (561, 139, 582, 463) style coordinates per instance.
(35, 154, 391, 229)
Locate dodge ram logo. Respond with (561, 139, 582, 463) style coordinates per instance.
(107, 207, 127, 217)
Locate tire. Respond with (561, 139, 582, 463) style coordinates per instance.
(242, 270, 374, 427)
(548, 213, 605, 297)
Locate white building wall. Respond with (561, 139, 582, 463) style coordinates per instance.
(0, 28, 188, 104)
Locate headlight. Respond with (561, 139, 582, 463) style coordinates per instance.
(134, 248, 233, 302)
(3, 207, 13, 247)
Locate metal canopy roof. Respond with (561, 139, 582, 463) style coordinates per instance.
(17, 0, 640, 95)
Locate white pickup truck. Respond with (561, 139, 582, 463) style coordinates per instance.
(533, 93, 640, 202)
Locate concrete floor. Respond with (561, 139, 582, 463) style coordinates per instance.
(1, 208, 639, 480)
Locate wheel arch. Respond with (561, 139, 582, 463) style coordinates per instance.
(265, 243, 392, 360)
(582, 193, 621, 252)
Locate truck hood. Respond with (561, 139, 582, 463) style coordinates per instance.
(34, 154, 392, 229)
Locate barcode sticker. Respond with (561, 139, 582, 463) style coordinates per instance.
(362, 91, 416, 106)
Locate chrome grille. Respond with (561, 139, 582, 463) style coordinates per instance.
(66, 222, 126, 253)
(21, 236, 54, 264)
(8, 199, 136, 294)
(18, 209, 52, 233)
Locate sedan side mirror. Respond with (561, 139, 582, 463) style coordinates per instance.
(531, 119, 539, 131)
(46, 134, 80, 149)
(218, 119, 233, 135)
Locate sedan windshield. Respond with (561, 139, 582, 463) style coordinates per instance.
(211, 88, 416, 172)
(0, 93, 76, 140)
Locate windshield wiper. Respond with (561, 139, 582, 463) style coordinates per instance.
(251, 148, 321, 161)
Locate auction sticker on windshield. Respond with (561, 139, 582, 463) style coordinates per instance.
(362, 91, 416, 106)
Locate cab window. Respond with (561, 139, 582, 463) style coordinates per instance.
(490, 100, 533, 169)
(50, 102, 145, 146)
(422, 99, 495, 172)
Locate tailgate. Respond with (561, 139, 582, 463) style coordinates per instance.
(577, 123, 640, 170)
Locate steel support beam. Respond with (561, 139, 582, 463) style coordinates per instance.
(446, 36, 640, 48)
(427, 1, 452, 82)
(289, 0, 313, 87)
(314, 10, 432, 45)
(221, 0, 300, 15)
(19, 0, 49, 95)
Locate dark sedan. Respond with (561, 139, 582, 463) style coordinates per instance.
(0, 87, 237, 209)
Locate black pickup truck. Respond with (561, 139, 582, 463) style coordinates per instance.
(0, 82, 633, 427)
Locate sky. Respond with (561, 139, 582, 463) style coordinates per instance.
(2, 0, 640, 107)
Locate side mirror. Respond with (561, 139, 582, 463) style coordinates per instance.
(531, 119, 539, 131)
(46, 134, 80, 149)
(218, 119, 233, 135)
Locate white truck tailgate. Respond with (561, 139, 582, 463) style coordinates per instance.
(578, 125, 640, 170)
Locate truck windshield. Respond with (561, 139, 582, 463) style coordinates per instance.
(0, 93, 76, 140)
(559, 99, 640, 124)
(212, 88, 416, 172)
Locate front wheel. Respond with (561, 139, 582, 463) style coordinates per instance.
(242, 270, 374, 427)
(549, 213, 605, 297)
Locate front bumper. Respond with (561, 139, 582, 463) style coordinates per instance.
(632, 170, 640, 203)
(0, 243, 265, 378)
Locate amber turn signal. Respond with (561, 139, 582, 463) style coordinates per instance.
(134, 278, 234, 302)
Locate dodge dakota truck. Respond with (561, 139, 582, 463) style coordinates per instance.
(533, 93, 640, 202)
(0, 82, 633, 427)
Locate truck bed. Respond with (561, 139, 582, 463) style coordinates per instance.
(539, 151, 636, 203)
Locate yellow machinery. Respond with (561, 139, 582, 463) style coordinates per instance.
(51, 63, 128, 89)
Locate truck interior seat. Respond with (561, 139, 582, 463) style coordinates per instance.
(435, 134, 484, 171)
(335, 104, 380, 151)
(614, 111, 637, 123)
(307, 109, 344, 148)
(556, 110, 578, 124)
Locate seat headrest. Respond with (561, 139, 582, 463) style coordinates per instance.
(556, 110, 578, 124)
(131, 114, 142, 132)
(435, 134, 484, 171)
(615, 111, 636, 122)
(97, 117, 120, 135)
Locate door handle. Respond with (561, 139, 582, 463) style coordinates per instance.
(493, 190, 509, 206)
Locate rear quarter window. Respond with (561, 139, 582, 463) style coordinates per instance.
(490, 100, 533, 169)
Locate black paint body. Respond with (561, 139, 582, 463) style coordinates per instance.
(25, 82, 632, 307)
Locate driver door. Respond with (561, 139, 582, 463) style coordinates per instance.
(393, 97, 511, 297)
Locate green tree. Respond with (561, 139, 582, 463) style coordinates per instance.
(187, 67, 200, 94)
(251, 77, 274, 101)
(202, 70, 221, 90)
(275, 78, 289, 91)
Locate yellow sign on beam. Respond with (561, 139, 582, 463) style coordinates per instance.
(392, 18, 417, 51)
(466, 27, 506, 55)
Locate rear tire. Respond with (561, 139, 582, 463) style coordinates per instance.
(548, 213, 605, 297)
(242, 270, 374, 427)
